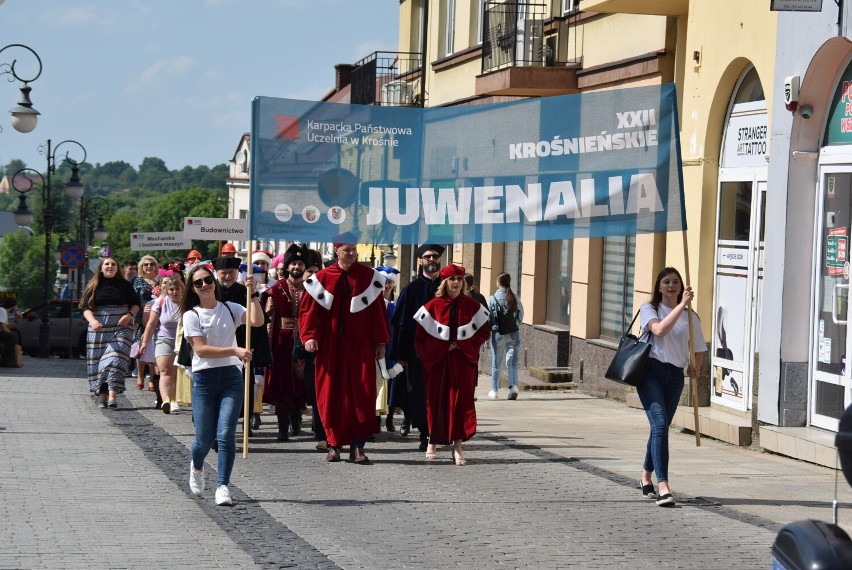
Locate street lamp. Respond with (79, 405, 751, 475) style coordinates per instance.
(0, 44, 42, 133)
(12, 139, 87, 358)
(76, 196, 110, 298)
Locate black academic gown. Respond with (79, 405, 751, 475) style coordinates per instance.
(388, 272, 440, 432)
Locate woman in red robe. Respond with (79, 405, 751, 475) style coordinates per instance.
(414, 264, 490, 465)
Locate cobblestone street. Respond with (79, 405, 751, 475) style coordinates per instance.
(1, 357, 848, 569)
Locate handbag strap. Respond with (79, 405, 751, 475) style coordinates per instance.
(623, 309, 641, 337)
(624, 309, 652, 342)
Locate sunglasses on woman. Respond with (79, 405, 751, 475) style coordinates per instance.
(192, 275, 215, 288)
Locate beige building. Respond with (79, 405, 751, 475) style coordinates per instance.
(391, 0, 780, 448)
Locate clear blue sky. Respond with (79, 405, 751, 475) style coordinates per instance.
(0, 0, 398, 172)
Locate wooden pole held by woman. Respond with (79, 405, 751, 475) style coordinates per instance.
(243, 241, 254, 459)
(681, 231, 701, 447)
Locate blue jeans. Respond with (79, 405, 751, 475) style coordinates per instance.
(190, 365, 244, 487)
(637, 358, 684, 483)
(491, 331, 520, 391)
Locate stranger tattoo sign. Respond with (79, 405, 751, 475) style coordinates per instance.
(249, 84, 686, 244)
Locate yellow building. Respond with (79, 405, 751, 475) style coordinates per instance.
(392, 0, 778, 447)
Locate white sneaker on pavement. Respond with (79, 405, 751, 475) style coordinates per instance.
(488, 390, 497, 400)
(189, 462, 205, 495)
(215, 485, 233, 506)
(508, 385, 519, 400)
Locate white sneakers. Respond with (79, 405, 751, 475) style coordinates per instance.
(189, 462, 205, 495)
(488, 390, 497, 400)
(190, 462, 233, 506)
(215, 485, 233, 506)
(508, 385, 519, 400)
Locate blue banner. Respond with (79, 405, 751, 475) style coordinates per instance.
(249, 84, 685, 244)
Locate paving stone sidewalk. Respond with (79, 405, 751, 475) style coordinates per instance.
(1, 356, 850, 569)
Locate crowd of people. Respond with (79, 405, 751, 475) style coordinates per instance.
(78, 239, 702, 509)
(78, 240, 519, 506)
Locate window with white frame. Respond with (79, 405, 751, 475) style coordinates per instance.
(562, 0, 579, 14)
(476, 0, 486, 45)
(445, 0, 456, 56)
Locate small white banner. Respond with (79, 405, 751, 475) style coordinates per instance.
(130, 231, 190, 251)
(183, 217, 248, 240)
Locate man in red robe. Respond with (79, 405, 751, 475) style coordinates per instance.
(300, 238, 389, 464)
(264, 243, 309, 442)
(415, 264, 490, 466)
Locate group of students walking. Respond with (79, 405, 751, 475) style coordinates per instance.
(80, 240, 701, 509)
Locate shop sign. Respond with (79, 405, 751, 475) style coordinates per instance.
(825, 62, 852, 145)
(721, 102, 768, 168)
(770, 0, 823, 11)
(827, 227, 847, 275)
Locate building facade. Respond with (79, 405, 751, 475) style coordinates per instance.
(227, 1, 852, 465)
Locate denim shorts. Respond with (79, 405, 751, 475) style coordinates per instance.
(155, 336, 176, 359)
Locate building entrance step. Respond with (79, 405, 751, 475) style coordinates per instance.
(672, 405, 752, 446)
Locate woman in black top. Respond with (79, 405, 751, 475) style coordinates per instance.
(80, 257, 140, 409)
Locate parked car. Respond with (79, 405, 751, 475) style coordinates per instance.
(12, 300, 88, 358)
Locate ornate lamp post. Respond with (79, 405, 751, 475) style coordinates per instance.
(12, 140, 87, 357)
(0, 43, 42, 133)
(76, 196, 110, 298)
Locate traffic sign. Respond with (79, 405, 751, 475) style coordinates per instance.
(61, 243, 86, 269)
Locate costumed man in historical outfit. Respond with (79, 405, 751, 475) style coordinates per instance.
(293, 249, 328, 450)
(388, 243, 445, 451)
(300, 237, 390, 464)
(264, 243, 309, 442)
(414, 264, 491, 465)
(215, 256, 271, 437)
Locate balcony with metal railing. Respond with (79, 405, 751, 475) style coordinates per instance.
(350, 51, 423, 107)
(477, 0, 579, 98)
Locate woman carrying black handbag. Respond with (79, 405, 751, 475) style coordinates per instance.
(637, 267, 706, 508)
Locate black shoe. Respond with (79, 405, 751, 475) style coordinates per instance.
(289, 411, 302, 436)
(211, 440, 218, 453)
(277, 417, 290, 441)
(641, 483, 656, 499)
(655, 493, 676, 507)
(250, 413, 261, 431)
(385, 417, 396, 432)
(418, 439, 428, 452)
(399, 423, 410, 437)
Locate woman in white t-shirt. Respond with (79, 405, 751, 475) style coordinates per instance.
(181, 264, 264, 507)
(638, 267, 707, 508)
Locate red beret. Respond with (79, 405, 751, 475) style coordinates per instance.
(439, 264, 465, 279)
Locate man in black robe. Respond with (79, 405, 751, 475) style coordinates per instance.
(388, 243, 444, 451)
(215, 256, 270, 437)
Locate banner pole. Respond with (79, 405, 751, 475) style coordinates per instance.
(243, 241, 253, 459)
(681, 231, 701, 447)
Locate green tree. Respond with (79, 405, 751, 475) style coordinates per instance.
(139, 187, 226, 233)
(138, 157, 172, 192)
(103, 211, 142, 265)
(3, 158, 27, 176)
(0, 230, 55, 309)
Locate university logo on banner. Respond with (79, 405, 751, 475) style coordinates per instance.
(249, 84, 686, 245)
